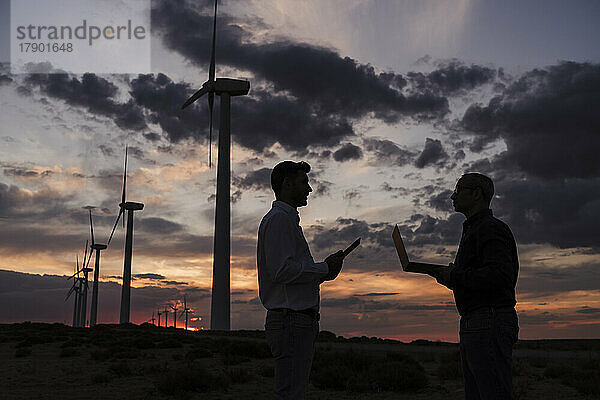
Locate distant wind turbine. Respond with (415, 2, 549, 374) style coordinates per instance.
(180, 295, 192, 330)
(107, 147, 144, 324)
(180, 0, 250, 331)
(65, 257, 82, 327)
(170, 301, 179, 328)
(88, 210, 107, 327)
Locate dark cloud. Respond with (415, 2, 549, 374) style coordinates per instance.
(343, 189, 361, 201)
(232, 168, 271, 192)
(0, 269, 210, 325)
(460, 62, 600, 179)
(24, 73, 146, 131)
(3, 166, 54, 179)
(152, 0, 448, 119)
(407, 61, 496, 95)
(414, 138, 449, 168)
(491, 176, 600, 248)
(0, 182, 74, 221)
(427, 189, 453, 212)
(364, 138, 416, 166)
(380, 182, 410, 199)
(142, 132, 161, 142)
(148, 0, 448, 152)
(161, 280, 188, 286)
(517, 262, 600, 299)
(137, 217, 185, 236)
(133, 273, 166, 280)
(333, 142, 363, 162)
(576, 307, 600, 315)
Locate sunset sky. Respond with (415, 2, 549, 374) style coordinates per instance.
(1, 0, 600, 342)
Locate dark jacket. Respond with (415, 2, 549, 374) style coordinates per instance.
(449, 209, 519, 316)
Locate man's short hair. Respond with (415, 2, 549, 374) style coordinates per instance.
(271, 160, 311, 197)
(460, 173, 495, 205)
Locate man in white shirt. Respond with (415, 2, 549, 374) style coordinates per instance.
(257, 160, 344, 400)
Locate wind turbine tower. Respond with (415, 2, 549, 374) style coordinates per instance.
(181, 0, 250, 331)
(88, 210, 107, 327)
(108, 147, 144, 324)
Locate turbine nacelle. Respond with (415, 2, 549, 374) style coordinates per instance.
(120, 201, 145, 211)
(91, 243, 108, 251)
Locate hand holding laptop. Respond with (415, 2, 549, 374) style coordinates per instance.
(392, 225, 446, 276)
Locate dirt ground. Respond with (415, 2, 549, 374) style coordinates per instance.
(0, 323, 597, 400)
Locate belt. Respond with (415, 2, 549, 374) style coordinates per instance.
(270, 308, 320, 320)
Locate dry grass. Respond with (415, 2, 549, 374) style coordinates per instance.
(0, 322, 598, 399)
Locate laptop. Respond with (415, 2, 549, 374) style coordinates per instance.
(392, 225, 446, 274)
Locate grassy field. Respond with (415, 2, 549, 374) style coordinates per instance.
(0, 322, 598, 399)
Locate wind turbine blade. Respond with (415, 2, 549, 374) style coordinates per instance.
(107, 209, 123, 246)
(181, 86, 209, 110)
(89, 210, 95, 247)
(83, 240, 89, 268)
(85, 248, 94, 269)
(122, 147, 128, 228)
(208, 91, 214, 167)
(65, 284, 76, 301)
(209, 0, 217, 83)
(208, 0, 218, 82)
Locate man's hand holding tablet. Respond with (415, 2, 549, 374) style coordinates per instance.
(322, 238, 361, 282)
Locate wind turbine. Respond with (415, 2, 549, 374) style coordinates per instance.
(65, 257, 82, 327)
(170, 301, 179, 329)
(88, 210, 107, 327)
(181, 0, 250, 331)
(180, 295, 192, 330)
(157, 308, 162, 327)
(163, 305, 169, 328)
(107, 147, 144, 324)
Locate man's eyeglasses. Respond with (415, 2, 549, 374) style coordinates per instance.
(453, 185, 477, 195)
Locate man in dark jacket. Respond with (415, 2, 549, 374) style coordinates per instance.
(433, 173, 519, 400)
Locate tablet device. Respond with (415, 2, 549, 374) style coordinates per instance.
(343, 238, 361, 258)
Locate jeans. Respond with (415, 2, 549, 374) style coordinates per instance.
(460, 307, 519, 400)
(265, 309, 320, 400)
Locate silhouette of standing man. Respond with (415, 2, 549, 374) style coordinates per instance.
(432, 173, 519, 400)
(257, 161, 344, 400)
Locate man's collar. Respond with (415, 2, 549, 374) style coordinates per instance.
(464, 208, 492, 227)
(273, 200, 299, 216)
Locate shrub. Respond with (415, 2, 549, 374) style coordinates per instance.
(91, 373, 112, 384)
(15, 347, 32, 358)
(108, 360, 132, 377)
(562, 371, 600, 396)
(155, 361, 229, 394)
(185, 348, 212, 362)
(311, 349, 428, 392)
(90, 348, 112, 361)
(59, 347, 79, 358)
(543, 363, 573, 379)
(437, 351, 462, 380)
(216, 339, 271, 359)
(258, 364, 274, 377)
(228, 367, 253, 384)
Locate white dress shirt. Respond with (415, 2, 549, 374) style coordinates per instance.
(257, 200, 329, 311)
